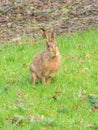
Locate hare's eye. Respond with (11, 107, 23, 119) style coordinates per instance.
(47, 44, 50, 48)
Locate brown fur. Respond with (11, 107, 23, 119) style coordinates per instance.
(30, 28, 61, 84)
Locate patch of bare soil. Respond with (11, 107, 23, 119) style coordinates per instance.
(0, 0, 98, 43)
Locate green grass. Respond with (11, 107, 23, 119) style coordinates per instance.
(0, 29, 98, 130)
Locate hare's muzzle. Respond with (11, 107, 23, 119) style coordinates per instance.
(51, 51, 59, 58)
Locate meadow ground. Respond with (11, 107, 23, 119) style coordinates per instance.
(0, 29, 98, 130)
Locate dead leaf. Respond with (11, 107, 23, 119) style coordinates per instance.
(17, 90, 22, 97)
(85, 54, 91, 58)
(52, 91, 61, 100)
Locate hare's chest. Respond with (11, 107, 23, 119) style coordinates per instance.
(44, 57, 60, 77)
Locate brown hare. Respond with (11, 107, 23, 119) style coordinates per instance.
(30, 28, 61, 84)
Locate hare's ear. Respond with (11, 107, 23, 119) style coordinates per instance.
(40, 28, 49, 42)
(51, 28, 56, 41)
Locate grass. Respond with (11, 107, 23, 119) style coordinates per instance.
(0, 29, 98, 130)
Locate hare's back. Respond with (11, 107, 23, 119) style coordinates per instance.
(30, 51, 49, 72)
(30, 54, 41, 71)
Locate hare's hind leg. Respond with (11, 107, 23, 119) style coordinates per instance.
(30, 72, 38, 84)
